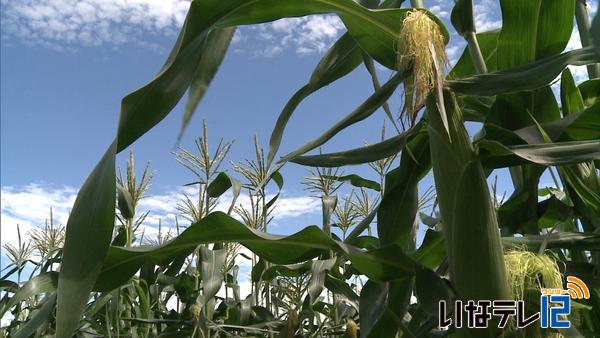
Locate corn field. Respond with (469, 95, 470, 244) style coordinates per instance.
(2, 0, 600, 337)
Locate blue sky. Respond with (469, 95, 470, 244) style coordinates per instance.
(1, 0, 596, 257)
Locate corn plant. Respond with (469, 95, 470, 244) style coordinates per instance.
(2, 0, 600, 337)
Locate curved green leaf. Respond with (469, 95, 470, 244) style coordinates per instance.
(450, 0, 474, 37)
(291, 125, 417, 167)
(95, 212, 418, 291)
(377, 129, 429, 247)
(502, 232, 600, 251)
(478, 139, 600, 168)
(560, 67, 585, 116)
(267, 34, 363, 166)
(359, 280, 389, 338)
(2, 272, 58, 317)
(447, 47, 600, 95)
(57, 143, 116, 337)
(579, 79, 600, 106)
(179, 28, 236, 141)
(280, 72, 406, 164)
(13, 293, 57, 338)
(323, 174, 381, 191)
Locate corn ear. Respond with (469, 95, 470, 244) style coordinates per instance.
(427, 91, 509, 337)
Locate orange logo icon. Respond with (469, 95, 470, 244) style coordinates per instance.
(565, 276, 590, 299)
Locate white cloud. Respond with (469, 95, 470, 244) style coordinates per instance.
(1, 0, 345, 56)
(429, 5, 449, 19)
(247, 15, 344, 57)
(1, 0, 190, 50)
(1, 183, 320, 250)
(473, 0, 502, 32)
(1, 184, 76, 247)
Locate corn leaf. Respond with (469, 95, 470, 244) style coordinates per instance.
(502, 232, 600, 251)
(478, 139, 600, 168)
(560, 68, 585, 116)
(95, 212, 421, 291)
(279, 72, 406, 164)
(447, 47, 600, 95)
(179, 28, 236, 141)
(377, 129, 429, 247)
(2, 272, 58, 317)
(13, 293, 57, 338)
(579, 79, 600, 106)
(291, 124, 417, 167)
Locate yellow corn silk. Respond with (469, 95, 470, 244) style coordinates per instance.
(504, 250, 563, 337)
(397, 9, 447, 124)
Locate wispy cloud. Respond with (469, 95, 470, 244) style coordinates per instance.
(0, 0, 191, 51)
(1, 183, 320, 250)
(473, 0, 502, 32)
(232, 15, 344, 57)
(1, 0, 344, 56)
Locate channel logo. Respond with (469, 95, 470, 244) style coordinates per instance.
(439, 275, 589, 330)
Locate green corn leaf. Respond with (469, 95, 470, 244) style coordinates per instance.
(359, 280, 391, 338)
(502, 232, 600, 251)
(497, 0, 573, 68)
(592, 9, 600, 56)
(179, 28, 236, 141)
(347, 245, 417, 281)
(478, 139, 600, 168)
(57, 143, 116, 337)
(267, 33, 363, 167)
(322, 174, 381, 191)
(0, 280, 18, 293)
(345, 235, 379, 250)
(414, 267, 454, 318)
(579, 79, 600, 106)
(536, 195, 574, 229)
(198, 247, 227, 306)
(325, 274, 359, 304)
(447, 47, 600, 95)
(207, 172, 238, 198)
(450, 0, 474, 37)
(345, 205, 379, 241)
(94, 212, 419, 291)
(256, 261, 312, 282)
(507, 103, 600, 144)
(291, 125, 417, 167)
(265, 171, 284, 210)
(306, 258, 336, 303)
(362, 52, 399, 129)
(13, 293, 57, 338)
(250, 258, 266, 284)
(267, 1, 448, 165)
(1, 272, 58, 317)
(116, 183, 134, 220)
(377, 129, 429, 247)
(412, 229, 445, 270)
(560, 165, 600, 228)
(279, 72, 406, 164)
(266, 0, 411, 166)
(560, 68, 585, 116)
